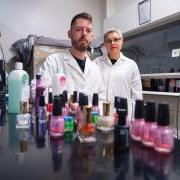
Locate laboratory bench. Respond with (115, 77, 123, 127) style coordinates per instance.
(0, 110, 180, 180)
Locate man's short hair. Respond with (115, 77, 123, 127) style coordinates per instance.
(70, 12, 92, 29)
(104, 28, 123, 41)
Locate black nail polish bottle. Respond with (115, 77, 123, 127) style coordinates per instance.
(114, 108, 130, 151)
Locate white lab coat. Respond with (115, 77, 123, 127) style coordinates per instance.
(94, 52, 143, 120)
(31, 49, 105, 106)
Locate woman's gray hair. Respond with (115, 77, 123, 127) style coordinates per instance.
(104, 28, 123, 41)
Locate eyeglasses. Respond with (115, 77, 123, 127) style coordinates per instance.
(73, 27, 93, 34)
(105, 38, 122, 44)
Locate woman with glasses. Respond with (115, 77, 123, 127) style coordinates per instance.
(94, 28, 142, 121)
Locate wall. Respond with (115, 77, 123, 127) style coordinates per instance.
(104, 0, 180, 34)
(0, 0, 106, 61)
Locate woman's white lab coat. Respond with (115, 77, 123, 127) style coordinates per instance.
(94, 52, 143, 120)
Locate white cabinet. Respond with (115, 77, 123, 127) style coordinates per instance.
(141, 73, 180, 139)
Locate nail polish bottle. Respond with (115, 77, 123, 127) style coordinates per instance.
(35, 74, 45, 116)
(97, 102, 114, 131)
(60, 94, 68, 117)
(113, 97, 128, 126)
(38, 95, 47, 123)
(119, 98, 128, 124)
(63, 90, 69, 114)
(78, 106, 96, 143)
(64, 115, 74, 132)
(131, 99, 145, 142)
(69, 91, 78, 118)
(114, 108, 130, 151)
(47, 91, 53, 121)
(50, 97, 64, 137)
(91, 93, 100, 125)
(142, 101, 157, 147)
(153, 103, 174, 154)
(76, 92, 86, 126)
(113, 96, 120, 124)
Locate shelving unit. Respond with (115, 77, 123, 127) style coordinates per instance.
(141, 73, 180, 139)
(141, 73, 180, 79)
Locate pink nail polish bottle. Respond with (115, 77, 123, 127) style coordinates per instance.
(50, 97, 64, 137)
(142, 101, 157, 147)
(153, 103, 174, 154)
(131, 99, 145, 142)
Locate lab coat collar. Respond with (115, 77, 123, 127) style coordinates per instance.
(63, 48, 90, 76)
(106, 52, 126, 65)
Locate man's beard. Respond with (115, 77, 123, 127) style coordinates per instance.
(72, 37, 90, 52)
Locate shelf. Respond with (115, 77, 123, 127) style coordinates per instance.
(143, 91, 180, 96)
(141, 73, 180, 79)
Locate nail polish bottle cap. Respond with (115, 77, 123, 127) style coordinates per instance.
(119, 98, 128, 110)
(157, 103, 169, 126)
(84, 95, 88, 106)
(117, 108, 126, 126)
(39, 95, 45, 106)
(83, 106, 92, 123)
(53, 97, 62, 116)
(63, 90, 68, 103)
(72, 91, 77, 103)
(48, 92, 53, 104)
(103, 102, 110, 116)
(135, 99, 144, 119)
(114, 96, 120, 108)
(92, 93, 99, 106)
(145, 101, 156, 122)
(79, 92, 85, 107)
(59, 94, 65, 107)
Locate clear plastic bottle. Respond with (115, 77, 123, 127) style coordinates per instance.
(154, 103, 174, 154)
(8, 62, 29, 113)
